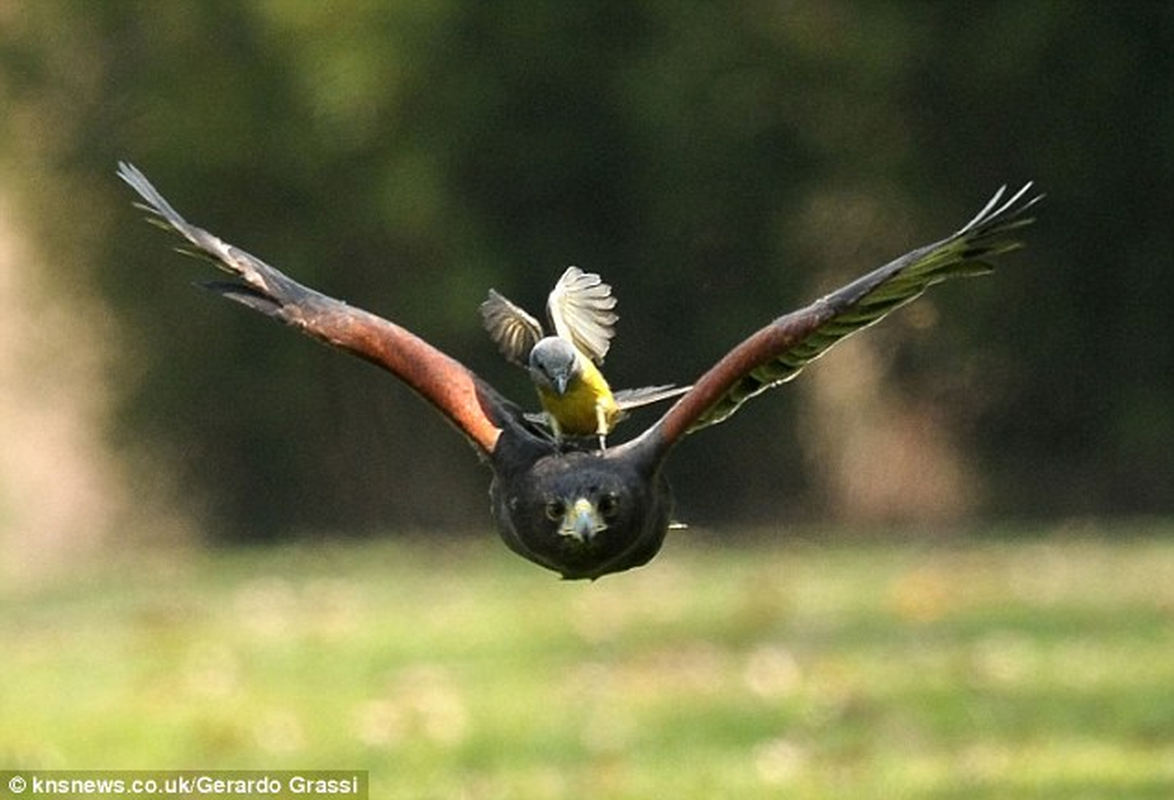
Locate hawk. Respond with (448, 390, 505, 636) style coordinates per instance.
(119, 162, 1039, 579)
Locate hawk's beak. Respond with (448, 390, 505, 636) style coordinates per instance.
(560, 498, 607, 543)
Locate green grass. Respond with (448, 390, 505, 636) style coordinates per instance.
(2, 525, 1172, 798)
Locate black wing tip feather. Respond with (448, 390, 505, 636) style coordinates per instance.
(202, 280, 285, 317)
(950, 182, 1043, 268)
(118, 160, 308, 313)
(118, 161, 180, 224)
(959, 181, 1043, 236)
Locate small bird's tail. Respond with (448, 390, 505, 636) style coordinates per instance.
(614, 384, 691, 411)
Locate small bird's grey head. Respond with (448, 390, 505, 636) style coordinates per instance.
(529, 337, 581, 396)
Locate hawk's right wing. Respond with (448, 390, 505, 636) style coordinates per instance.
(119, 161, 517, 457)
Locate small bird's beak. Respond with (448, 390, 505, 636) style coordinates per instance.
(552, 372, 569, 396)
(560, 498, 607, 543)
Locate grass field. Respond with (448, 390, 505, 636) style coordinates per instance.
(2, 524, 1172, 798)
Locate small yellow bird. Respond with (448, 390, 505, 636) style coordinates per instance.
(480, 267, 686, 447)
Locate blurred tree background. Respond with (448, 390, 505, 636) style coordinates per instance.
(1, 1, 1170, 555)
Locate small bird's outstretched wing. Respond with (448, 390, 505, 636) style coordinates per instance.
(480, 289, 545, 367)
(546, 266, 618, 364)
(628, 183, 1041, 455)
(118, 161, 514, 457)
(480, 266, 618, 367)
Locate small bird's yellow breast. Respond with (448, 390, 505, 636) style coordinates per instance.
(538, 357, 620, 437)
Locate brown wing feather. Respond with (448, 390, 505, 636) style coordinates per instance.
(118, 161, 509, 456)
(636, 183, 1041, 455)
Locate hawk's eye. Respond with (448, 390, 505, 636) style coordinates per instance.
(544, 499, 566, 521)
(598, 492, 619, 519)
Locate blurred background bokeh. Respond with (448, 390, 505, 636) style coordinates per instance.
(1, 1, 1171, 567)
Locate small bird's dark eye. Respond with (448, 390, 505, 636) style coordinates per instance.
(545, 499, 566, 521)
(598, 492, 619, 518)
